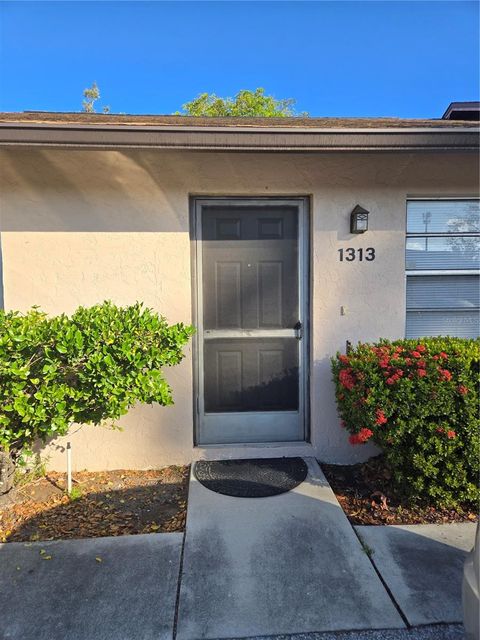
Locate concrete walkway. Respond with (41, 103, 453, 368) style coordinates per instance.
(0, 533, 183, 640)
(1, 461, 475, 640)
(214, 623, 465, 640)
(176, 458, 405, 640)
(356, 523, 476, 626)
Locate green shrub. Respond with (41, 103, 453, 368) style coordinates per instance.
(331, 337, 480, 508)
(0, 302, 194, 461)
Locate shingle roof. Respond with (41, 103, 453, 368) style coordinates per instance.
(1, 111, 477, 152)
(0, 111, 478, 129)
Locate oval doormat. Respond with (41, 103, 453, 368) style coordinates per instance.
(194, 457, 308, 498)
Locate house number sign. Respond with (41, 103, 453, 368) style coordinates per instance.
(338, 247, 376, 262)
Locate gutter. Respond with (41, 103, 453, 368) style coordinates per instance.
(0, 122, 478, 152)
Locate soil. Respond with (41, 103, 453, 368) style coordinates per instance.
(321, 457, 478, 526)
(0, 466, 189, 543)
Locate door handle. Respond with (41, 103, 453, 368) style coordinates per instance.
(294, 321, 303, 340)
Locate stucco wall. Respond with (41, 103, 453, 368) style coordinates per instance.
(0, 148, 478, 470)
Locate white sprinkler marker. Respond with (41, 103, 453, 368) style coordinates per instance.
(66, 442, 72, 494)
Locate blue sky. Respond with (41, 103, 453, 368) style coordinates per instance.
(0, 1, 478, 118)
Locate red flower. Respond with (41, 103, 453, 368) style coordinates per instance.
(416, 345, 426, 353)
(416, 360, 426, 369)
(438, 369, 452, 382)
(386, 372, 401, 384)
(411, 351, 421, 358)
(375, 409, 388, 425)
(338, 354, 350, 364)
(433, 355, 439, 361)
(405, 358, 413, 365)
(339, 368, 356, 390)
(379, 358, 390, 368)
(436, 427, 456, 439)
(417, 369, 427, 377)
(359, 428, 374, 441)
(440, 352, 448, 359)
(349, 428, 373, 445)
(457, 385, 469, 395)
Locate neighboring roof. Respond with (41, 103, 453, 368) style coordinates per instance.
(442, 101, 480, 121)
(0, 111, 478, 152)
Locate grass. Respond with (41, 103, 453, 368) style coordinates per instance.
(67, 485, 83, 501)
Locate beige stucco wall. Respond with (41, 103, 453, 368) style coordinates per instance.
(0, 148, 478, 470)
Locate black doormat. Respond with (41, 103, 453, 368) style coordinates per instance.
(194, 457, 308, 498)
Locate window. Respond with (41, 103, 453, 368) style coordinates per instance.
(406, 199, 480, 339)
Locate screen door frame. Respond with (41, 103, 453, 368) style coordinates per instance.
(191, 196, 310, 446)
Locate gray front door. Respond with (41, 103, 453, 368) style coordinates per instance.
(194, 198, 308, 445)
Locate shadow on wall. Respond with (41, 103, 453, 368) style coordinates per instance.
(2, 148, 478, 233)
(38, 386, 196, 472)
(0, 149, 188, 233)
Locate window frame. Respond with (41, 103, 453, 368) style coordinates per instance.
(405, 197, 480, 338)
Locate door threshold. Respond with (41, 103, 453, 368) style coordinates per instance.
(192, 441, 315, 462)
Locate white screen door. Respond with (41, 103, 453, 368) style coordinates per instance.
(194, 198, 309, 445)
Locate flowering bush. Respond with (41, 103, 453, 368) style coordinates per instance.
(332, 337, 480, 508)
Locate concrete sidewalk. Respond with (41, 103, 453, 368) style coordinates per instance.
(223, 623, 465, 640)
(1, 461, 475, 640)
(176, 458, 405, 640)
(356, 523, 476, 626)
(0, 533, 183, 640)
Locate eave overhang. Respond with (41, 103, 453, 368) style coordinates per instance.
(0, 122, 479, 152)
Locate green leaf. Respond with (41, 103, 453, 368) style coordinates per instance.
(0, 302, 194, 460)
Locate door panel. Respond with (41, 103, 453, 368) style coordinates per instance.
(215, 261, 242, 327)
(202, 207, 298, 330)
(258, 262, 283, 327)
(195, 199, 308, 445)
(204, 338, 299, 413)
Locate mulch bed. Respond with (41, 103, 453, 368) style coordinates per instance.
(0, 465, 189, 543)
(321, 457, 478, 526)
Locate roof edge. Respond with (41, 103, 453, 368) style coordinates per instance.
(1, 121, 479, 134)
(442, 101, 480, 120)
(0, 121, 478, 152)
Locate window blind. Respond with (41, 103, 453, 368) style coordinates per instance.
(406, 200, 480, 339)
